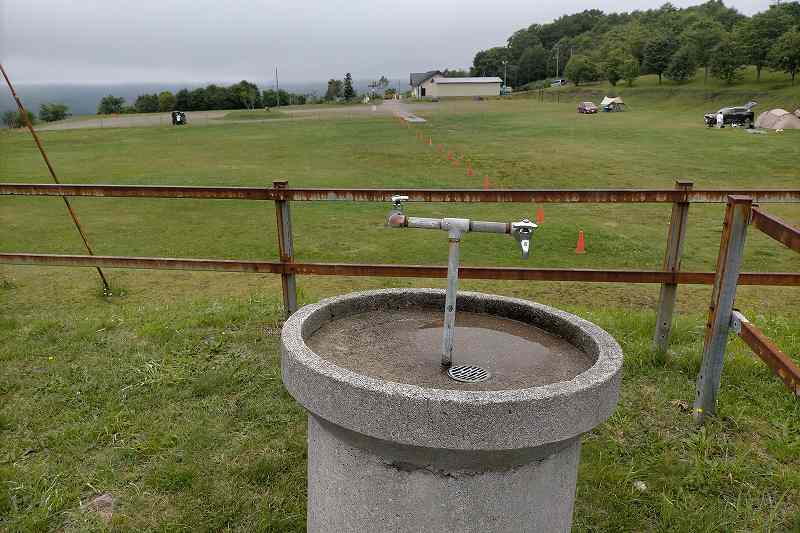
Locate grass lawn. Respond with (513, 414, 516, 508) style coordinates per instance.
(1, 81, 799, 531)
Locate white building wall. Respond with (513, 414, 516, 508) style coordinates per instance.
(432, 82, 501, 98)
(417, 74, 443, 97)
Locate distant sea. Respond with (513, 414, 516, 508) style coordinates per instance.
(0, 79, 410, 116)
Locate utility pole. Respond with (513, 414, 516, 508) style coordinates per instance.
(275, 66, 280, 111)
(555, 45, 560, 78)
(502, 60, 508, 89)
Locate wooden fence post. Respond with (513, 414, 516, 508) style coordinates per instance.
(653, 180, 693, 352)
(274, 180, 298, 318)
(693, 195, 752, 424)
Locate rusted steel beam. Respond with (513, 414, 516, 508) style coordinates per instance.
(733, 312, 800, 397)
(0, 183, 273, 200)
(3, 183, 800, 203)
(752, 208, 800, 253)
(694, 196, 752, 424)
(1, 253, 799, 285)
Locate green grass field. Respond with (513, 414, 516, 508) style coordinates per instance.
(1, 77, 799, 531)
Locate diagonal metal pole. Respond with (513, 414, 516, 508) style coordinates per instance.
(693, 195, 752, 424)
(1, 63, 110, 294)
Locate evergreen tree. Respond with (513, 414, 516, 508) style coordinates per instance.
(343, 73, 356, 100)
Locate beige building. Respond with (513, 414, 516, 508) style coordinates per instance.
(410, 71, 502, 98)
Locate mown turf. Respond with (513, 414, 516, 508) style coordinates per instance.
(1, 81, 799, 531)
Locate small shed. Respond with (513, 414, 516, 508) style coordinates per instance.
(410, 71, 502, 98)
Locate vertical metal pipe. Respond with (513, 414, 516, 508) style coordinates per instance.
(274, 181, 298, 318)
(653, 180, 693, 352)
(441, 232, 462, 367)
(693, 196, 752, 424)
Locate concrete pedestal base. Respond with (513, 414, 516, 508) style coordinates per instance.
(308, 414, 581, 533)
(281, 289, 623, 533)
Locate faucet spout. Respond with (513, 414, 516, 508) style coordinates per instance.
(511, 219, 537, 259)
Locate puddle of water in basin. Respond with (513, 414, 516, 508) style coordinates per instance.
(306, 309, 594, 391)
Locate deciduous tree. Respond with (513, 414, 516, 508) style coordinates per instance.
(39, 103, 70, 122)
(563, 55, 597, 86)
(710, 33, 745, 84)
(158, 91, 176, 112)
(770, 27, 800, 85)
(737, 8, 792, 81)
(643, 33, 679, 84)
(622, 58, 640, 87)
(683, 17, 724, 82)
(665, 46, 697, 83)
(97, 95, 125, 114)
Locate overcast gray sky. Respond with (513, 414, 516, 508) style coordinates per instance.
(1, 0, 773, 84)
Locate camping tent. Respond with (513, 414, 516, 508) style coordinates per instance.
(600, 96, 625, 111)
(755, 108, 800, 130)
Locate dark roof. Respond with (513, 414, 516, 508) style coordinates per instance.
(410, 70, 441, 87)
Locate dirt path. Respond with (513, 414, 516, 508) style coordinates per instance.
(37, 101, 438, 131)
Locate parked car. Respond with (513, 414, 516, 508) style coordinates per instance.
(704, 102, 756, 128)
(577, 102, 598, 114)
(501, 85, 513, 96)
(550, 79, 568, 87)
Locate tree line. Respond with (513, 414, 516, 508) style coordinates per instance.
(471, 1, 800, 88)
(96, 80, 312, 115)
(2, 103, 71, 128)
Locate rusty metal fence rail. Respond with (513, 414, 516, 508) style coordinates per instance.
(2, 181, 800, 380)
(693, 198, 800, 423)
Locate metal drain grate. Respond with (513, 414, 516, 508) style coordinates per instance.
(447, 365, 490, 383)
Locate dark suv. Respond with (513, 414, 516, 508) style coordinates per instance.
(704, 102, 756, 128)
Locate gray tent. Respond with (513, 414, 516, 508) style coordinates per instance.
(755, 109, 800, 130)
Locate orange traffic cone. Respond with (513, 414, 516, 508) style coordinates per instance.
(428, 137, 432, 146)
(483, 176, 490, 190)
(575, 231, 586, 254)
(536, 207, 544, 224)
(447, 151, 453, 161)
(466, 164, 474, 177)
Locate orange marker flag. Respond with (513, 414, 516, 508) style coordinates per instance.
(428, 137, 432, 145)
(575, 231, 587, 254)
(536, 207, 545, 224)
(452, 158, 460, 167)
(447, 151, 453, 161)
(466, 165, 474, 177)
(483, 176, 490, 190)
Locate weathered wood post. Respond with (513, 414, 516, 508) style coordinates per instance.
(693, 195, 752, 424)
(653, 180, 693, 352)
(274, 180, 298, 318)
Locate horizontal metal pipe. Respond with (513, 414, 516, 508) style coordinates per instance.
(1, 253, 798, 285)
(3, 183, 800, 203)
(406, 217, 442, 230)
(752, 208, 800, 253)
(469, 220, 510, 234)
